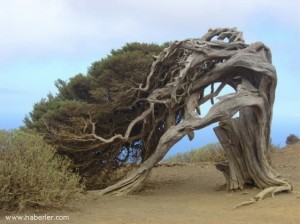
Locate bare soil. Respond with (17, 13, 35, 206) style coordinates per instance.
(2, 143, 300, 224)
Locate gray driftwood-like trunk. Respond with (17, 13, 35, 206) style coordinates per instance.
(89, 28, 292, 202)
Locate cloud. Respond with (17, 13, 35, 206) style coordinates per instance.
(0, 0, 298, 62)
(0, 0, 299, 130)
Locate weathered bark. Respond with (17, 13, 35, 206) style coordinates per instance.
(68, 28, 292, 200)
(214, 112, 292, 203)
(98, 81, 291, 197)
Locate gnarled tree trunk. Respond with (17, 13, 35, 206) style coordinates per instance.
(65, 28, 292, 201)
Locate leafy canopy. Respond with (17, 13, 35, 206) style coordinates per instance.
(25, 42, 169, 189)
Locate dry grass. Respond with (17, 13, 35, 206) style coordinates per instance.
(0, 130, 84, 211)
(163, 143, 226, 164)
(164, 140, 286, 165)
(164, 139, 286, 165)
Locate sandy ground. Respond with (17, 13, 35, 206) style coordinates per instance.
(2, 143, 300, 224)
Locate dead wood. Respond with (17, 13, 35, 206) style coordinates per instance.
(52, 28, 293, 199)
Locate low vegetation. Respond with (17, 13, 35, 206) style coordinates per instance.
(0, 130, 83, 211)
(163, 143, 226, 164)
(164, 139, 289, 164)
(286, 134, 300, 145)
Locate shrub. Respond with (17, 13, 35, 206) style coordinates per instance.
(0, 130, 83, 211)
(164, 143, 226, 164)
(285, 134, 300, 145)
(268, 139, 281, 151)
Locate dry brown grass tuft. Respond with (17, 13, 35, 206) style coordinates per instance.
(163, 143, 226, 164)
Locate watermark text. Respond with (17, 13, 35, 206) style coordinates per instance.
(5, 214, 69, 222)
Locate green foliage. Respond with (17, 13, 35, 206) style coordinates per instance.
(285, 134, 300, 145)
(55, 74, 98, 102)
(0, 130, 83, 211)
(26, 42, 168, 131)
(24, 42, 168, 189)
(88, 42, 167, 78)
(164, 143, 226, 164)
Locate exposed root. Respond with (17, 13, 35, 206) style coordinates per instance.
(234, 199, 256, 209)
(91, 169, 150, 196)
(234, 183, 293, 209)
(254, 183, 292, 201)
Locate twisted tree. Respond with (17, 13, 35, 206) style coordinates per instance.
(25, 42, 168, 189)
(33, 28, 292, 202)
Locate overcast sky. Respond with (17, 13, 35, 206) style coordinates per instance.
(0, 0, 299, 151)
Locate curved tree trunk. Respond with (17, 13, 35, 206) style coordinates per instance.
(214, 117, 292, 201)
(81, 28, 292, 201)
(98, 80, 292, 197)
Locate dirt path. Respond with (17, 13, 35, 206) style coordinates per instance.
(2, 143, 300, 224)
